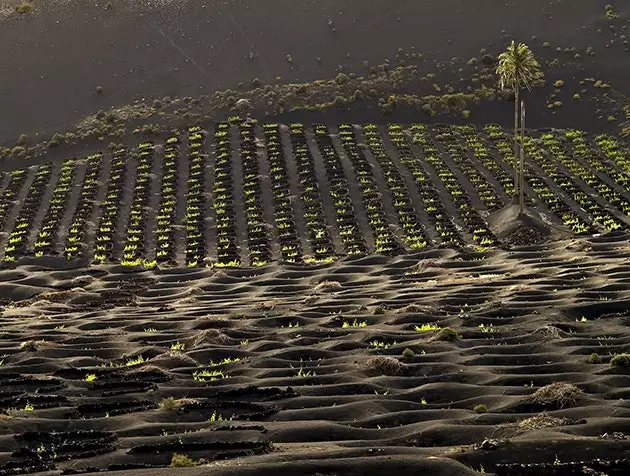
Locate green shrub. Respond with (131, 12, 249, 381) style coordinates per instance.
(473, 404, 488, 414)
(170, 453, 200, 467)
(333, 95, 347, 107)
(605, 4, 617, 18)
(352, 89, 364, 101)
(402, 348, 415, 358)
(380, 102, 394, 114)
(15, 2, 33, 14)
(422, 104, 434, 116)
(335, 73, 350, 85)
(587, 353, 601, 364)
(11, 146, 26, 156)
(433, 327, 460, 342)
(610, 354, 630, 367)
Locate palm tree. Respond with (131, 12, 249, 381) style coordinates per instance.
(496, 41, 541, 212)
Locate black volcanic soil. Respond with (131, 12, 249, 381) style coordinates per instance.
(0, 233, 629, 475)
(0, 0, 629, 146)
(0, 1, 630, 475)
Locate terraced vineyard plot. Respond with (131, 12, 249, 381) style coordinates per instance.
(214, 122, 240, 267)
(0, 169, 28, 231)
(184, 126, 207, 268)
(410, 124, 498, 246)
(32, 159, 77, 257)
(154, 136, 180, 265)
(313, 123, 368, 256)
(0, 122, 627, 268)
(483, 125, 597, 235)
(2, 164, 53, 263)
(64, 153, 104, 260)
(261, 123, 303, 264)
(93, 147, 129, 265)
(288, 123, 336, 263)
(121, 142, 155, 267)
(238, 120, 271, 267)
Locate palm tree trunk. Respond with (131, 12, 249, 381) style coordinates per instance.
(519, 99, 526, 214)
(513, 85, 520, 202)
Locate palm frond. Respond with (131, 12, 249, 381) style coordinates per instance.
(496, 41, 541, 91)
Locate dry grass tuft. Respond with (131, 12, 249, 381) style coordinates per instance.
(565, 240, 592, 252)
(361, 356, 405, 375)
(20, 340, 58, 351)
(184, 287, 203, 297)
(131, 364, 167, 375)
(69, 275, 96, 287)
(36, 290, 78, 303)
(152, 350, 198, 366)
(396, 304, 427, 314)
(159, 397, 198, 410)
(529, 383, 583, 408)
(517, 412, 572, 431)
(406, 259, 441, 274)
(532, 325, 563, 341)
(314, 280, 342, 293)
(188, 329, 231, 348)
(253, 300, 279, 311)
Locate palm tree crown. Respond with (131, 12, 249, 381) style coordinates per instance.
(496, 41, 541, 92)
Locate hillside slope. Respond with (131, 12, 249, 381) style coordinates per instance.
(1, 0, 629, 146)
